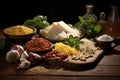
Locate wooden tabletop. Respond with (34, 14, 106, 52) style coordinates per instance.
(0, 32, 120, 80)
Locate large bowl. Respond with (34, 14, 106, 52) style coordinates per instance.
(3, 26, 37, 43)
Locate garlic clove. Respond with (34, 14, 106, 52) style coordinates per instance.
(20, 51, 29, 62)
(17, 59, 31, 69)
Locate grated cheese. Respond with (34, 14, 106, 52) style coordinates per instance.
(53, 42, 80, 55)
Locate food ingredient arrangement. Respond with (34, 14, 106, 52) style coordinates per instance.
(2, 15, 105, 70)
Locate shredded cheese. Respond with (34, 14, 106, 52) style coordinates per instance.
(53, 42, 80, 55)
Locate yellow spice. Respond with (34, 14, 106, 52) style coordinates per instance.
(4, 25, 33, 35)
(53, 42, 80, 55)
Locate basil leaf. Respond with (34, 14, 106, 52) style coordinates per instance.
(94, 25, 102, 33)
(23, 20, 38, 27)
(78, 16, 85, 23)
(33, 15, 47, 22)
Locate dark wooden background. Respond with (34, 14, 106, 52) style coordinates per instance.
(0, 0, 119, 27)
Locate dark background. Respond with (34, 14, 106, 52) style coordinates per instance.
(0, 0, 120, 27)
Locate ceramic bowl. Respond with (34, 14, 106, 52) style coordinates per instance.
(3, 26, 37, 43)
(95, 34, 114, 50)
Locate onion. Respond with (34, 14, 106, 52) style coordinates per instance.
(28, 52, 43, 65)
(10, 44, 24, 54)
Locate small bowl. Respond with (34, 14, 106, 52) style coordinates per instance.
(25, 38, 54, 54)
(3, 26, 37, 43)
(95, 34, 114, 50)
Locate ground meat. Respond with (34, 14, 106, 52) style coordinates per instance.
(25, 38, 51, 52)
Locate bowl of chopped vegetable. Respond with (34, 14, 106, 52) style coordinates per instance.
(3, 25, 37, 43)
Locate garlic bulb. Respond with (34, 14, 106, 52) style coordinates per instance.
(17, 59, 31, 69)
(6, 50, 20, 63)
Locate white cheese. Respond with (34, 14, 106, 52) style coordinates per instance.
(58, 31, 67, 40)
(40, 21, 80, 40)
(80, 38, 97, 50)
(57, 21, 76, 33)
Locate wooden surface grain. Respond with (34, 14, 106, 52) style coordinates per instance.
(0, 47, 120, 80)
(0, 31, 120, 80)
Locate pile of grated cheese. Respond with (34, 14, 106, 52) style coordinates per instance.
(53, 42, 80, 55)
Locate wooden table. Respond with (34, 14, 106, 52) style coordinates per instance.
(0, 32, 120, 80)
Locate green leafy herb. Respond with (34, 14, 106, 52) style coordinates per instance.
(23, 15, 50, 30)
(37, 21, 50, 29)
(63, 35, 83, 49)
(23, 20, 38, 27)
(33, 15, 47, 22)
(75, 15, 102, 40)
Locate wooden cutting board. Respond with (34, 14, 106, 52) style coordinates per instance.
(44, 49, 104, 69)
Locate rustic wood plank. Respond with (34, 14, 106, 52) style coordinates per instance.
(37, 65, 120, 77)
(1, 54, 120, 77)
(99, 54, 120, 65)
(0, 76, 120, 80)
(1, 63, 120, 77)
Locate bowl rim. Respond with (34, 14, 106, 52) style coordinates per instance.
(95, 34, 114, 43)
(25, 39, 54, 53)
(3, 26, 37, 37)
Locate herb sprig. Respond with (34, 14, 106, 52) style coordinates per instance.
(63, 35, 83, 49)
(75, 15, 102, 40)
(23, 15, 50, 30)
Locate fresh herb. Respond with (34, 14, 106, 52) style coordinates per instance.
(23, 20, 38, 27)
(63, 35, 83, 49)
(75, 15, 102, 40)
(23, 15, 50, 30)
(33, 15, 47, 22)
